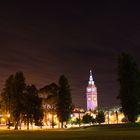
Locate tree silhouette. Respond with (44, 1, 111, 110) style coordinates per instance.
(22, 85, 43, 129)
(56, 75, 72, 128)
(118, 52, 140, 122)
(96, 111, 105, 124)
(82, 114, 93, 124)
(39, 83, 59, 128)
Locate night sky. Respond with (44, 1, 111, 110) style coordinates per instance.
(0, 1, 140, 109)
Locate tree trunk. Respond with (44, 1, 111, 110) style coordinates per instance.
(27, 117, 29, 130)
(7, 119, 10, 129)
(61, 121, 63, 128)
(19, 114, 22, 129)
(108, 111, 110, 124)
(14, 122, 18, 130)
(79, 112, 80, 127)
(19, 119, 21, 130)
(52, 114, 54, 128)
(116, 111, 118, 124)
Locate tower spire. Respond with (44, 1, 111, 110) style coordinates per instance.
(90, 69, 92, 76)
(89, 70, 94, 85)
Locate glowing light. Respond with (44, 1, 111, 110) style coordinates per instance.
(70, 114, 73, 117)
(88, 98, 91, 101)
(1, 118, 5, 122)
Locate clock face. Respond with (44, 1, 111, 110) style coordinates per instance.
(93, 97, 96, 101)
(88, 97, 91, 101)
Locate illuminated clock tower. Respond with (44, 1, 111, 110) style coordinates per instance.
(86, 70, 98, 111)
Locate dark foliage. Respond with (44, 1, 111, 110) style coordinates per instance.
(118, 52, 140, 122)
(82, 114, 93, 124)
(2, 72, 26, 129)
(96, 111, 105, 124)
(22, 85, 43, 129)
(56, 75, 72, 128)
(1, 72, 43, 130)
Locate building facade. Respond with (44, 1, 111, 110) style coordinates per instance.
(86, 70, 98, 111)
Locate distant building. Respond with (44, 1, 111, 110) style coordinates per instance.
(86, 70, 98, 111)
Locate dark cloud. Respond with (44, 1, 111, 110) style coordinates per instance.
(0, 1, 140, 109)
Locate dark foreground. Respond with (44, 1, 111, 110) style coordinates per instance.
(0, 124, 140, 140)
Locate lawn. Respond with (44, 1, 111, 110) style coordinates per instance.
(0, 124, 140, 140)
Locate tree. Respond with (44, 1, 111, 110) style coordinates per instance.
(2, 72, 26, 130)
(75, 118, 82, 126)
(1, 75, 14, 128)
(32, 94, 43, 128)
(96, 111, 105, 124)
(1, 75, 14, 112)
(11, 72, 26, 129)
(39, 83, 59, 128)
(40, 83, 59, 106)
(82, 113, 93, 124)
(118, 52, 140, 122)
(22, 85, 43, 129)
(56, 75, 72, 128)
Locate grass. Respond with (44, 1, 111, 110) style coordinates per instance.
(0, 123, 140, 140)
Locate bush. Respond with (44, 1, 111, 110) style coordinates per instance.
(82, 114, 93, 124)
(96, 111, 105, 124)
